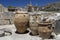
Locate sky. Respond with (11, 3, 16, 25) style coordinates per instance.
(0, 0, 60, 7)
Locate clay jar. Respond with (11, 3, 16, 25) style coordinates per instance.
(29, 15, 38, 36)
(14, 11, 29, 34)
(30, 22, 38, 35)
(38, 23, 53, 39)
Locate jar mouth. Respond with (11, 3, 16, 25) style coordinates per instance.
(38, 24, 52, 26)
(16, 13, 28, 14)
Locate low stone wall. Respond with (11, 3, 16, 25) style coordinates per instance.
(0, 12, 14, 25)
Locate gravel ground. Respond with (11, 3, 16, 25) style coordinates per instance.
(0, 24, 59, 40)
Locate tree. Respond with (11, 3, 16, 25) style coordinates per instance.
(8, 6, 16, 8)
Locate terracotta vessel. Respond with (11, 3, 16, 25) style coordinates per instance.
(38, 23, 53, 39)
(29, 14, 39, 35)
(14, 11, 29, 33)
(30, 22, 38, 35)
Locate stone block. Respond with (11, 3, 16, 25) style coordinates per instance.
(0, 12, 14, 19)
(0, 19, 10, 25)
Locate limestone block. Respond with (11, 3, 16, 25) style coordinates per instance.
(0, 19, 10, 25)
(0, 12, 14, 19)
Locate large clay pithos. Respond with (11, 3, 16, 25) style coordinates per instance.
(29, 15, 39, 36)
(38, 23, 53, 39)
(30, 22, 38, 35)
(14, 11, 29, 34)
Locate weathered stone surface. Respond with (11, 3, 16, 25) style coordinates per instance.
(0, 19, 10, 25)
(0, 12, 14, 25)
(10, 19, 14, 24)
(1, 12, 14, 19)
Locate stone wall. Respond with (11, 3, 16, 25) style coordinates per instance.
(0, 12, 14, 25)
